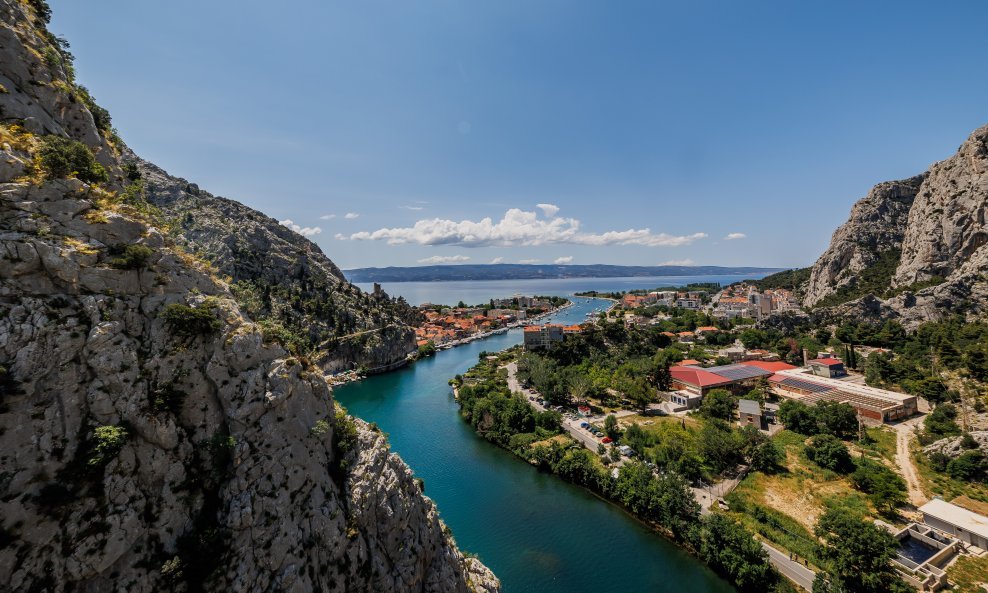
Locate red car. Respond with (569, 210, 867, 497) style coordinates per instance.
(601, 437, 613, 444)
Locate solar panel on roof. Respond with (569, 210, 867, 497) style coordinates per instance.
(779, 377, 835, 394)
(705, 364, 772, 381)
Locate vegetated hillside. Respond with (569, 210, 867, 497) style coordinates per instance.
(0, 1, 498, 591)
(744, 267, 812, 294)
(130, 153, 420, 373)
(346, 263, 782, 283)
(805, 123, 988, 326)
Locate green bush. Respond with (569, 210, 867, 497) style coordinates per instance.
(161, 303, 222, 338)
(38, 135, 108, 184)
(331, 408, 359, 475)
(108, 243, 154, 270)
(806, 434, 854, 473)
(28, 0, 52, 24)
(88, 425, 128, 467)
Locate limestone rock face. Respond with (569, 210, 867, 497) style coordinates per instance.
(805, 124, 988, 326)
(923, 432, 988, 459)
(130, 153, 419, 373)
(0, 3, 498, 592)
(804, 176, 923, 308)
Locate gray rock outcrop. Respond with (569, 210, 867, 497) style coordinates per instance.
(923, 432, 988, 459)
(804, 124, 988, 326)
(128, 153, 419, 374)
(0, 2, 498, 591)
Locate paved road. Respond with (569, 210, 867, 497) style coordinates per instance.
(506, 362, 607, 452)
(762, 541, 816, 591)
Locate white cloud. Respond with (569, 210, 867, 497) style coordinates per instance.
(724, 232, 747, 240)
(417, 255, 470, 264)
(554, 256, 574, 264)
(349, 206, 706, 248)
(401, 205, 424, 211)
(320, 214, 336, 220)
(334, 233, 347, 240)
(344, 212, 360, 219)
(519, 259, 540, 264)
(278, 219, 322, 237)
(537, 203, 560, 217)
(490, 257, 504, 264)
(660, 258, 696, 266)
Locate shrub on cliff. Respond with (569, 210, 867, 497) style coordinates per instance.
(38, 135, 107, 183)
(161, 302, 222, 338)
(108, 243, 154, 270)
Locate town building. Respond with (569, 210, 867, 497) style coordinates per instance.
(738, 399, 766, 430)
(669, 362, 775, 396)
(769, 369, 917, 423)
(523, 323, 583, 350)
(919, 499, 988, 550)
(808, 357, 847, 378)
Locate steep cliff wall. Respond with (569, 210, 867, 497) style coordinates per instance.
(806, 124, 988, 326)
(0, 1, 497, 591)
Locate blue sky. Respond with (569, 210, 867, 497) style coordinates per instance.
(51, 0, 988, 270)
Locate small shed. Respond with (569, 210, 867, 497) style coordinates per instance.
(808, 357, 846, 378)
(738, 399, 766, 430)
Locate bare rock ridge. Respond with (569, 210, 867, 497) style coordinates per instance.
(0, 1, 498, 592)
(129, 153, 420, 374)
(805, 123, 988, 326)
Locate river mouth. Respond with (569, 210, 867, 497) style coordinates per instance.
(335, 296, 736, 593)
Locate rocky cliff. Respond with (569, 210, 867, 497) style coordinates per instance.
(129, 154, 420, 373)
(805, 123, 988, 326)
(0, 1, 497, 591)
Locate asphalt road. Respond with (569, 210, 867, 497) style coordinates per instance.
(763, 541, 816, 591)
(506, 362, 606, 451)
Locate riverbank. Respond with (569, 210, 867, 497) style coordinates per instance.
(452, 346, 796, 593)
(327, 301, 575, 388)
(334, 297, 739, 593)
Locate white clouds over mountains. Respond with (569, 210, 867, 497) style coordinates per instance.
(417, 255, 470, 264)
(348, 206, 706, 249)
(278, 219, 322, 237)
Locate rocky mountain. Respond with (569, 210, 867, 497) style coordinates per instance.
(0, 1, 498, 592)
(805, 123, 988, 326)
(128, 153, 420, 374)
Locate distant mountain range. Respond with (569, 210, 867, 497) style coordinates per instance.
(345, 264, 784, 283)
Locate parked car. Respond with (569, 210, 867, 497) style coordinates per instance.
(601, 437, 613, 444)
(579, 422, 590, 429)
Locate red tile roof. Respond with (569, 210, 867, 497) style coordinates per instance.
(695, 326, 719, 332)
(680, 359, 702, 366)
(809, 358, 843, 366)
(740, 360, 797, 372)
(670, 366, 733, 388)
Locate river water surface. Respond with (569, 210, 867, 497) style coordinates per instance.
(335, 296, 737, 593)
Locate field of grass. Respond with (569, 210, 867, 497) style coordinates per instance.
(855, 426, 897, 462)
(946, 555, 988, 593)
(724, 430, 879, 570)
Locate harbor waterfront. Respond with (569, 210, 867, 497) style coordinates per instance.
(335, 297, 737, 593)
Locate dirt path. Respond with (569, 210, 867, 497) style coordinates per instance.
(894, 419, 927, 506)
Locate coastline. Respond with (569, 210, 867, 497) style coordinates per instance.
(327, 300, 575, 388)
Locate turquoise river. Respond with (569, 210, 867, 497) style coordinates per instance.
(335, 296, 737, 593)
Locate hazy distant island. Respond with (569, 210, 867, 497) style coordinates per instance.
(345, 263, 785, 283)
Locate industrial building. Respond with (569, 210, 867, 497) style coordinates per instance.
(769, 369, 917, 423)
